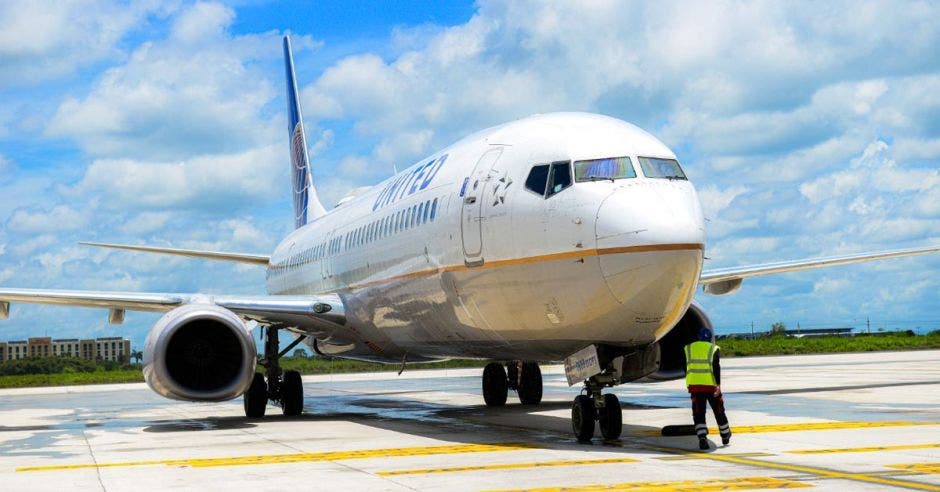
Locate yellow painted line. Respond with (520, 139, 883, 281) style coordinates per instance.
(643, 444, 940, 492)
(654, 452, 775, 461)
(491, 476, 810, 492)
(377, 457, 639, 476)
(646, 421, 940, 436)
(889, 463, 940, 474)
(16, 442, 542, 473)
(790, 443, 940, 455)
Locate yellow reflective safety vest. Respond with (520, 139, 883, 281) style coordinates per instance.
(685, 341, 718, 387)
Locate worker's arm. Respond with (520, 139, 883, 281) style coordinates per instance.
(713, 350, 721, 387)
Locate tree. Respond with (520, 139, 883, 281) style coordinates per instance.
(770, 322, 787, 336)
(131, 350, 143, 364)
(292, 348, 307, 359)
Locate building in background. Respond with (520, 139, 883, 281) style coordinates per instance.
(0, 337, 130, 362)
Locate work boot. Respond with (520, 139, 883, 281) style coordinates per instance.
(721, 433, 731, 446)
(698, 437, 709, 450)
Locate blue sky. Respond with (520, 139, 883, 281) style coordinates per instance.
(0, 0, 938, 349)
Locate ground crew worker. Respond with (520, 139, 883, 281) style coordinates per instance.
(685, 327, 731, 450)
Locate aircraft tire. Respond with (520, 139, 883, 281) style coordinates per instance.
(598, 393, 622, 440)
(517, 362, 543, 405)
(244, 372, 267, 418)
(571, 394, 596, 442)
(280, 370, 304, 416)
(482, 362, 508, 407)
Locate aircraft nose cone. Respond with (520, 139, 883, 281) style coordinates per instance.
(594, 183, 704, 308)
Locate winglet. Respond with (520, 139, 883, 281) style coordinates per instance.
(284, 35, 327, 228)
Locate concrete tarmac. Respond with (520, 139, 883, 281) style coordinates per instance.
(1, 350, 938, 491)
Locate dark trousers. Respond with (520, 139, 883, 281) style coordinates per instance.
(691, 390, 731, 438)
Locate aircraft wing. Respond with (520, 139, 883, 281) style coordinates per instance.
(699, 245, 940, 295)
(80, 242, 270, 265)
(0, 288, 345, 331)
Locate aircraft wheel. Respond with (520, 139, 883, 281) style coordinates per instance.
(244, 372, 267, 418)
(280, 370, 304, 416)
(571, 394, 596, 442)
(598, 393, 622, 440)
(517, 362, 542, 405)
(482, 362, 508, 407)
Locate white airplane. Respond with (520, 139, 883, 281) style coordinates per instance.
(2, 36, 938, 441)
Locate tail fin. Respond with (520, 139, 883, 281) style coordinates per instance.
(283, 35, 327, 228)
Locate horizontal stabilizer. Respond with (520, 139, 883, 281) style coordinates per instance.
(81, 242, 270, 265)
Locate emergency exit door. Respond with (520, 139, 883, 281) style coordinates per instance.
(461, 147, 503, 265)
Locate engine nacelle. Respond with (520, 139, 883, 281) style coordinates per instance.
(644, 302, 714, 381)
(143, 304, 257, 401)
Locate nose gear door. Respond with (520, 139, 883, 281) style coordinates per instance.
(461, 147, 504, 266)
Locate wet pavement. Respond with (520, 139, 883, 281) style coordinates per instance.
(0, 350, 938, 491)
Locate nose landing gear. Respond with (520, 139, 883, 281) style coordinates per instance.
(571, 373, 622, 441)
(482, 361, 543, 406)
(243, 326, 306, 418)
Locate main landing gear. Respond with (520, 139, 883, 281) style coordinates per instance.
(572, 373, 622, 442)
(243, 326, 306, 418)
(482, 361, 543, 406)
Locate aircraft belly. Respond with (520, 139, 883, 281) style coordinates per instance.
(328, 249, 696, 362)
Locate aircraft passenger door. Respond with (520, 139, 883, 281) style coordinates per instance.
(461, 147, 503, 266)
(321, 232, 333, 280)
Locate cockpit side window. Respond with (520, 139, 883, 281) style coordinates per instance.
(637, 157, 687, 180)
(524, 164, 550, 196)
(546, 161, 572, 197)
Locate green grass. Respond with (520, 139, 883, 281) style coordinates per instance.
(718, 331, 940, 357)
(1, 331, 937, 389)
(0, 370, 143, 388)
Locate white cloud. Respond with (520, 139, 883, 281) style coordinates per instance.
(46, 2, 285, 161)
(10, 234, 58, 257)
(66, 144, 283, 210)
(7, 205, 90, 233)
(697, 185, 747, 219)
(120, 212, 173, 235)
(0, 0, 172, 86)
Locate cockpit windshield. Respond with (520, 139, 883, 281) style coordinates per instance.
(574, 156, 637, 182)
(637, 157, 687, 180)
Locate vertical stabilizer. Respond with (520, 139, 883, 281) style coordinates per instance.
(284, 35, 327, 228)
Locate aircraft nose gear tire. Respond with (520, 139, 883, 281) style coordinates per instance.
(571, 373, 623, 441)
(598, 393, 622, 439)
(280, 370, 304, 416)
(243, 372, 267, 418)
(482, 362, 509, 406)
(516, 361, 543, 405)
(572, 394, 596, 441)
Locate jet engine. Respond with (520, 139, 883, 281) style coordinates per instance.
(644, 302, 713, 381)
(143, 304, 257, 401)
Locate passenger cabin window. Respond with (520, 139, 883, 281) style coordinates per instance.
(574, 156, 636, 182)
(637, 156, 687, 180)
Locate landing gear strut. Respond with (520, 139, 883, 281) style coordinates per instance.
(572, 372, 622, 441)
(243, 326, 306, 418)
(482, 361, 543, 407)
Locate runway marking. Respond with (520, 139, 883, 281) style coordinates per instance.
(642, 444, 940, 491)
(790, 443, 940, 454)
(889, 463, 940, 474)
(490, 476, 810, 491)
(16, 442, 543, 473)
(376, 457, 639, 476)
(646, 421, 939, 436)
(654, 452, 775, 461)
